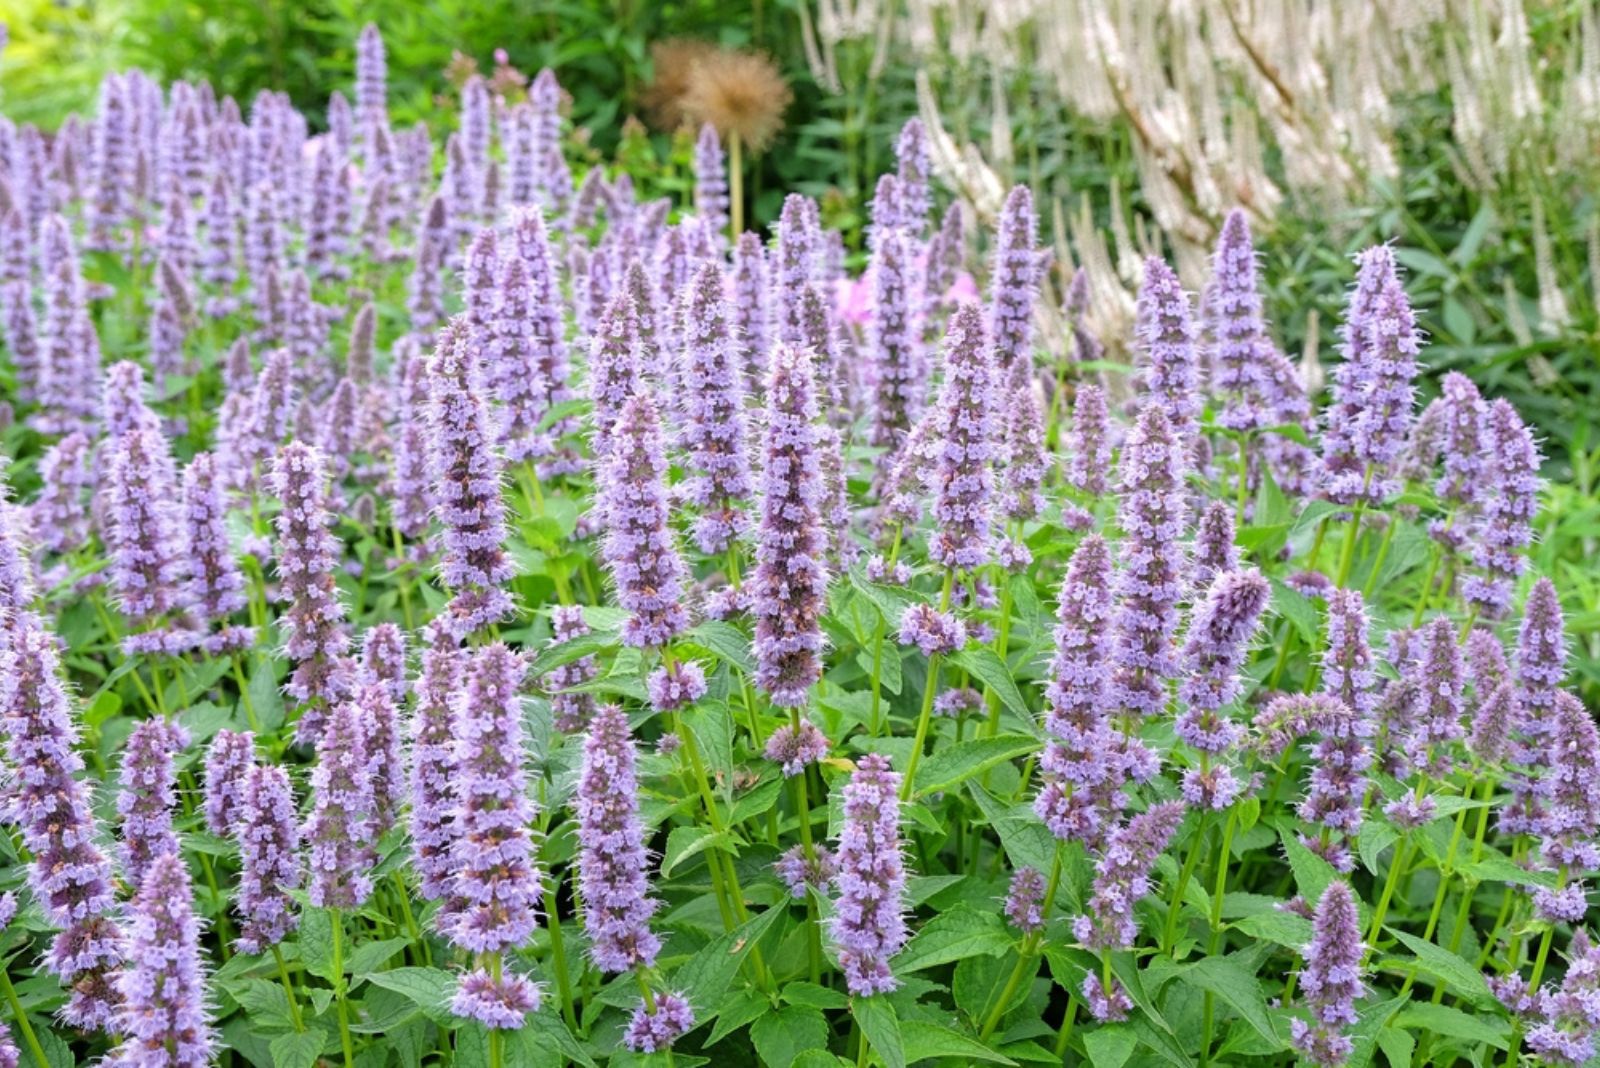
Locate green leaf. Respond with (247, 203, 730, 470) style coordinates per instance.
(911, 735, 1038, 798)
(1393, 1003, 1509, 1049)
(1232, 910, 1312, 949)
(1187, 957, 1282, 1049)
(852, 996, 905, 1068)
(751, 1006, 830, 1068)
(346, 936, 410, 978)
(1358, 818, 1401, 876)
(901, 1020, 1019, 1065)
(660, 826, 731, 878)
(1081, 1025, 1137, 1068)
(781, 982, 849, 1010)
(1460, 854, 1557, 888)
(791, 1054, 853, 1068)
(949, 647, 1030, 726)
(685, 620, 756, 674)
(1346, 995, 1409, 1068)
(1280, 829, 1337, 905)
(361, 967, 457, 1021)
(1375, 1025, 1414, 1068)
(850, 573, 920, 629)
(1385, 931, 1492, 1006)
(268, 1029, 328, 1068)
(968, 783, 1058, 876)
(895, 905, 1013, 973)
(1270, 580, 1320, 644)
(525, 629, 615, 676)
(512, 1011, 598, 1068)
(673, 906, 784, 1015)
(298, 908, 336, 983)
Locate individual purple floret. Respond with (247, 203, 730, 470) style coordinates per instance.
(1065, 384, 1112, 498)
(272, 442, 353, 744)
(599, 391, 691, 649)
(693, 123, 728, 237)
(1, 622, 125, 1030)
(116, 718, 189, 890)
(1208, 209, 1272, 431)
(1073, 800, 1185, 952)
(109, 852, 214, 1068)
(231, 763, 302, 954)
(1005, 866, 1047, 935)
(409, 634, 461, 901)
(988, 185, 1045, 387)
(680, 262, 753, 554)
(1035, 535, 1132, 847)
(1535, 692, 1600, 922)
(305, 698, 375, 910)
(1135, 258, 1201, 441)
(830, 753, 909, 996)
(1174, 569, 1270, 809)
(751, 343, 830, 705)
(430, 321, 516, 639)
(868, 227, 921, 449)
(543, 605, 598, 732)
(898, 603, 967, 657)
(624, 993, 695, 1054)
(775, 844, 838, 898)
(1110, 405, 1189, 719)
(929, 303, 999, 571)
(358, 623, 408, 705)
(647, 659, 708, 713)
(577, 705, 663, 974)
(1463, 399, 1540, 619)
(202, 729, 255, 836)
(446, 644, 543, 1021)
(764, 720, 830, 777)
(1290, 880, 1364, 1066)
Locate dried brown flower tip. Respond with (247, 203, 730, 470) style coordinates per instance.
(444, 50, 480, 89)
(681, 47, 791, 153)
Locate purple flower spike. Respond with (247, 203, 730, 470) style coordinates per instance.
(1290, 881, 1364, 1066)
(184, 451, 249, 632)
(898, 604, 967, 657)
(1192, 501, 1240, 595)
(1526, 929, 1600, 1064)
(2, 622, 124, 1030)
(752, 343, 830, 705)
(1174, 569, 1270, 809)
(1082, 972, 1134, 1022)
(354, 679, 404, 837)
(599, 391, 691, 650)
(1035, 535, 1129, 847)
(116, 719, 189, 890)
(1468, 681, 1518, 767)
(1110, 405, 1189, 719)
(1005, 867, 1046, 935)
(1002, 380, 1049, 521)
(1463, 400, 1540, 619)
(930, 303, 999, 571)
(1072, 800, 1185, 952)
(868, 227, 922, 449)
(110, 853, 214, 1068)
(232, 763, 302, 954)
(1434, 372, 1487, 517)
(1535, 692, 1600, 921)
(680, 263, 754, 554)
(1404, 616, 1466, 776)
(358, 623, 408, 705)
(447, 645, 542, 962)
(577, 705, 663, 974)
(988, 185, 1044, 387)
(391, 349, 435, 540)
(105, 422, 189, 640)
(1208, 209, 1272, 431)
(894, 118, 931, 235)
(1510, 579, 1566, 826)
(305, 699, 376, 910)
(494, 209, 571, 465)
(31, 431, 94, 555)
(430, 322, 516, 639)
(624, 993, 694, 1054)
(1066, 384, 1112, 498)
(693, 124, 728, 236)
(452, 970, 542, 1031)
(647, 660, 707, 713)
(775, 844, 838, 899)
(272, 442, 353, 744)
(409, 634, 462, 901)
(203, 729, 255, 836)
(732, 233, 769, 392)
(1135, 258, 1201, 440)
(1321, 590, 1377, 722)
(587, 291, 641, 465)
(830, 753, 909, 996)
(764, 720, 830, 777)
(544, 605, 598, 732)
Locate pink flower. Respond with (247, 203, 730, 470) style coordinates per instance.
(835, 274, 873, 327)
(944, 271, 980, 305)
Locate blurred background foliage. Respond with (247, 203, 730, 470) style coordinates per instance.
(3, 0, 1598, 671)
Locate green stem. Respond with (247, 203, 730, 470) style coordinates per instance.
(330, 910, 356, 1068)
(392, 871, 430, 967)
(0, 968, 50, 1068)
(1199, 808, 1240, 1067)
(544, 876, 578, 1030)
(899, 653, 942, 803)
(1162, 811, 1210, 955)
(271, 944, 306, 1032)
(1365, 836, 1412, 953)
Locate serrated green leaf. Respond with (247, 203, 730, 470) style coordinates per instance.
(1394, 1003, 1509, 1049)
(751, 1006, 829, 1068)
(911, 735, 1037, 798)
(1232, 910, 1312, 948)
(673, 905, 784, 1015)
(949, 647, 1030, 727)
(1280, 829, 1338, 905)
(1358, 818, 1401, 876)
(685, 620, 756, 674)
(896, 905, 1014, 974)
(660, 825, 731, 878)
(268, 1029, 328, 1068)
(901, 1020, 1018, 1065)
(1385, 930, 1492, 1005)
(1081, 1025, 1137, 1068)
(361, 967, 457, 1021)
(1187, 957, 1282, 1049)
(298, 908, 336, 983)
(852, 996, 905, 1068)
(345, 936, 409, 977)
(1346, 995, 1409, 1068)
(782, 982, 849, 1010)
